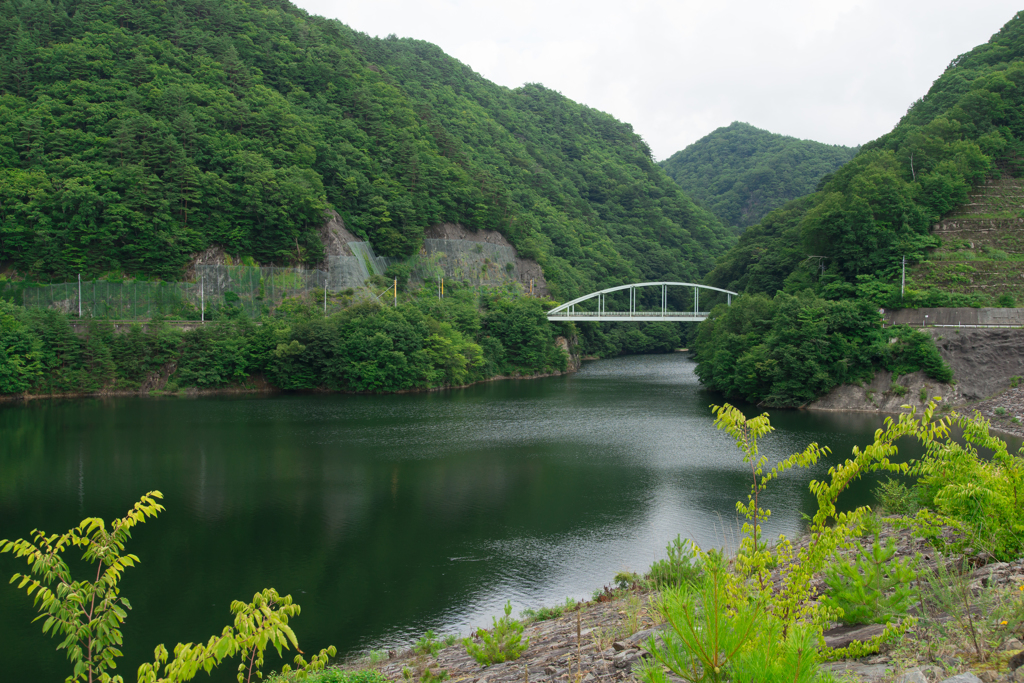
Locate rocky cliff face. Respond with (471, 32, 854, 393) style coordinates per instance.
(808, 328, 1024, 413)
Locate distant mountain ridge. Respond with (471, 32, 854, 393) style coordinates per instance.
(659, 122, 858, 231)
(702, 10, 1024, 302)
(0, 0, 734, 301)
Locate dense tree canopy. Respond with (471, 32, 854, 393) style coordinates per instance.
(0, 287, 573, 395)
(0, 0, 734, 300)
(693, 292, 951, 407)
(659, 122, 856, 231)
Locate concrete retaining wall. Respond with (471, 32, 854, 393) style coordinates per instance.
(883, 307, 1024, 327)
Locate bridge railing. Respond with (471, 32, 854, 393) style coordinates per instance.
(546, 310, 712, 318)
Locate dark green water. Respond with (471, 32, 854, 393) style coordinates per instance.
(0, 354, 988, 679)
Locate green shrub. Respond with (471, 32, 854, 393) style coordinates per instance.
(614, 571, 640, 590)
(648, 535, 702, 589)
(413, 630, 443, 657)
(1011, 375, 1022, 388)
(890, 383, 908, 397)
(304, 670, 389, 683)
(911, 413, 1024, 561)
(462, 602, 529, 665)
(874, 477, 917, 515)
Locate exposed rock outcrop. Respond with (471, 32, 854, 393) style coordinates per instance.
(808, 370, 956, 413)
(809, 327, 1024, 414)
(318, 210, 362, 259)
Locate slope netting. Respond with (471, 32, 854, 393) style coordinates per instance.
(22, 266, 329, 320)
(409, 240, 519, 288)
(19, 240, 528, 320)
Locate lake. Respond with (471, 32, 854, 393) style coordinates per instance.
(0, 354, 957, 679)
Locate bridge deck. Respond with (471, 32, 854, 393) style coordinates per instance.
(547, 311, 710, 322)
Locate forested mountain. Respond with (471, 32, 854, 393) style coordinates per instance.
(704, 10, 1024, 300)
(0, 0, 734, 299)
(692, 10, 1024, 407)
(659, 122, 857, 231)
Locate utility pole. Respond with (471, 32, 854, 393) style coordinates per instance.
(807, 256, 827, 277)
(901, 255, 906, 300)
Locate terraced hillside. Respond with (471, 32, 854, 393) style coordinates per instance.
(913, 171, 1024, 303)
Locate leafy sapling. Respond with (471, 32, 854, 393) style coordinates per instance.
(2, 491, 335, 683)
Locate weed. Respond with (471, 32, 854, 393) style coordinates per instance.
(891, 382, 908, 397)
(521, 597, 577, 623)
(592, 624, 630, 651)
(303, 671, 389, 683)
(624, 593, 647, 633)
(366, 650, 390, 665)
(920, 386, 929, 403)
(639, 552, 823, 683)
(1011, 376, 1022, 389)
(920, 555, 994, 661)
(420, 664, 449, 683)
(1, 491, 336, 683)
(996, 406, 1007, 416)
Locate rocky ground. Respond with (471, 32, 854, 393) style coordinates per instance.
(346, 519, 1024, 683)
(965, 385, 1024, 439)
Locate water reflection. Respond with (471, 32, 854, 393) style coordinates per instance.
(1, 354, 1016, 681)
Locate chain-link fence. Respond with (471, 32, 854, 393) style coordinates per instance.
(18, 239, 530, 320)
(22, 265, 332, 320)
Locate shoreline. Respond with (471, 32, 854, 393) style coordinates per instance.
(0, 367, 578, 403)
(351, 515, 1024, 683)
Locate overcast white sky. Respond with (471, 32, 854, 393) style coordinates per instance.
(292, 0, 1021, 161)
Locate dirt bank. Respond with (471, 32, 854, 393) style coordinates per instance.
(925, 328, 1024, 401)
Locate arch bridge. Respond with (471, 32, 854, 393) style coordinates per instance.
(546, 282, 737, 322)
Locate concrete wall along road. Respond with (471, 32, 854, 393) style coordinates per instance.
(883, 307, 1024, 327)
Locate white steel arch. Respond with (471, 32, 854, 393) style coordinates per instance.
(546, 282, 737, 322)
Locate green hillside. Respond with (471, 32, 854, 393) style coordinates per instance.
(704, 10, 1024, 301)
(0, 0, 733, 299)
(659, 122, 857, 231)
(692, 11, 1024, 407)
